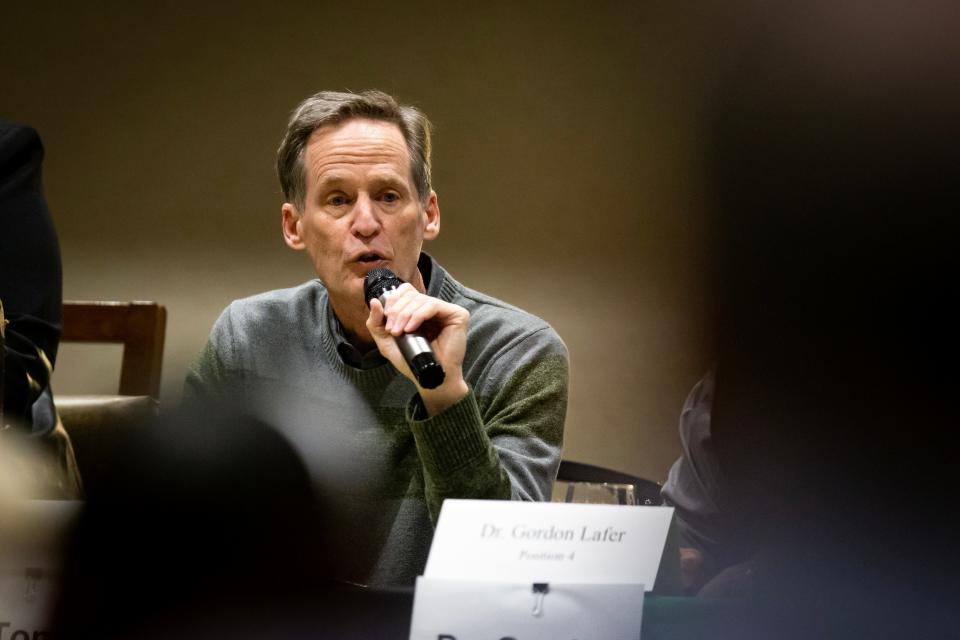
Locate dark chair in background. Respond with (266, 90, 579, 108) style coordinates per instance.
(556, 459, 663, 506)
(56, 301, 166, 497)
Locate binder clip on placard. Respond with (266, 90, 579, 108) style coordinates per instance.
(531, 583, 549, 617)
(409, 500, 671, 639)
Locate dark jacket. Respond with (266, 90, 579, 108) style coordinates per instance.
(0, 118, 62, 434)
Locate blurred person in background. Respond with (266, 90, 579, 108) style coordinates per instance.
(664, 1, 956, 635)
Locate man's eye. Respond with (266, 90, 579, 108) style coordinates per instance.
(327, 195, 349, 206)
(381, 192, 400, 204)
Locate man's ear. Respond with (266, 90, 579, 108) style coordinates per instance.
(281, 203, 305, 250)
(422, 191, 440, 241)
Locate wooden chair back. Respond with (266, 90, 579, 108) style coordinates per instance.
(61, 301, 167, 400)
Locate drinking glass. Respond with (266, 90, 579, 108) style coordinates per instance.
(555, 481, 636, 505)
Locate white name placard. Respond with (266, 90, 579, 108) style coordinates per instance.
(424, 499, 675, 589)
(409, 578, 644, 640)
(0, 500, 82, 637)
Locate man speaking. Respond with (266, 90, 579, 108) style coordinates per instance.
(186, 90, 568, 587)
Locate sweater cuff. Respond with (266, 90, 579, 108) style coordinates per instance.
(408, 389, 491, 476)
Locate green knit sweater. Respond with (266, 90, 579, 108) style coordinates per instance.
(184, 255, 568, 586)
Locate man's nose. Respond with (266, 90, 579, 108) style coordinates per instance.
(351, 193, 381, 238)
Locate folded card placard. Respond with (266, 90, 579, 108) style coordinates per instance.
(409, 577, 644, 640)
(424, 500, 675, 588)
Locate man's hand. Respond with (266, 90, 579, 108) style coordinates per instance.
(679, 546, 707, 594)
(366, 283, 470, 416)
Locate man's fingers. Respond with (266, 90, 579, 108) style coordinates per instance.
(403, 299, 440, 333)
(379, 286, 470, 337)
(367, 298, 387, 335)
(382, 286, 434, 335)
(382, 284, 418, 333)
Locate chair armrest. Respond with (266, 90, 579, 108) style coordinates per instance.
(57, 395, 158, 497)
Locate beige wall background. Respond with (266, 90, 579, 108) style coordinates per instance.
(2, 2, 712, 482)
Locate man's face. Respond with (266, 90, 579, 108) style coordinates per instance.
(282, 118, 439, 315)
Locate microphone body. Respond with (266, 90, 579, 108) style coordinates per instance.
(364, 268, 446, 389)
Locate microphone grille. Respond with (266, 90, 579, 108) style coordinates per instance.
(364, 268, 403, 304)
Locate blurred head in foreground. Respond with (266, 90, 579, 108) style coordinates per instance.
(702, 0, 957, 635)
(50, 401, 332, 638)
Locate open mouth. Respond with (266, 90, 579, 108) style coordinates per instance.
(357, 252, 385, 264)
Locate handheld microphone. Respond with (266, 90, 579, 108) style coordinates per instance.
(364, 268, 446, 389)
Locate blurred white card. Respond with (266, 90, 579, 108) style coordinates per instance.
(0, 500, 82, 636)
(409, 577, 644, 640)
(424, 499, 674, 589)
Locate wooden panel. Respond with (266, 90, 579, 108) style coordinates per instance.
(61, 301, 167, 400)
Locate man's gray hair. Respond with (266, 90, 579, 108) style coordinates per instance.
(276, 90, 433, 210)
